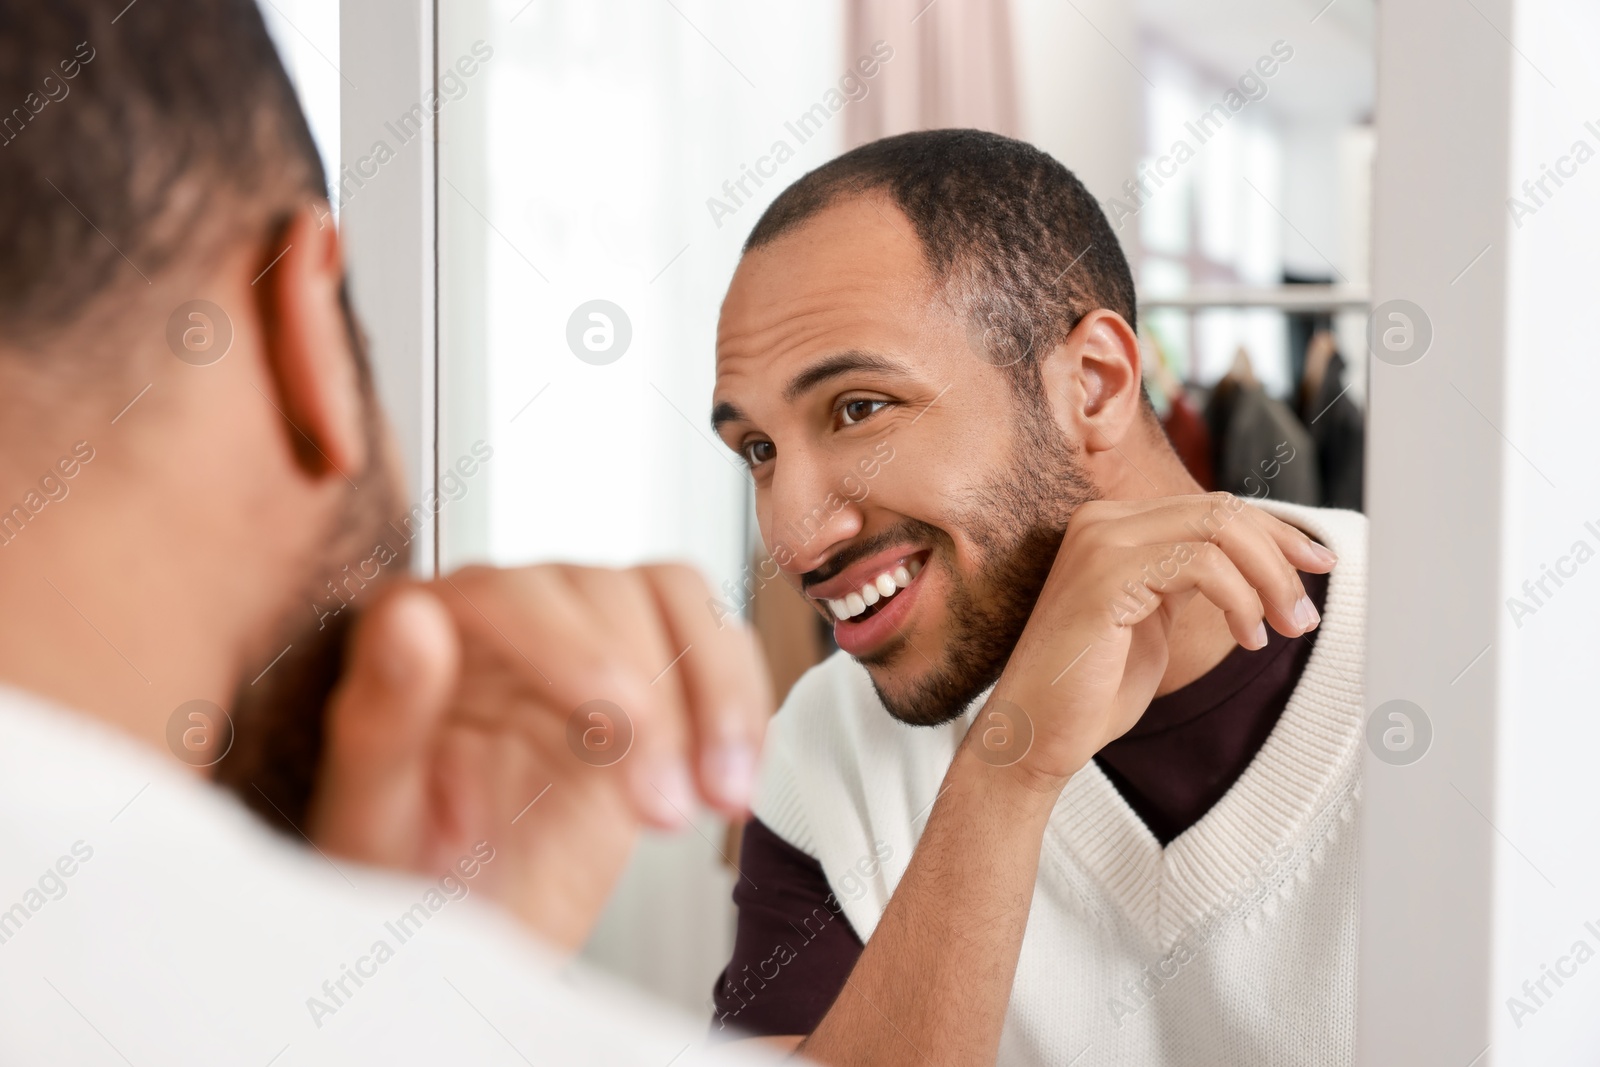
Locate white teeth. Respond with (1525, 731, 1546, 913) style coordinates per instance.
(825, 559, 926, 621)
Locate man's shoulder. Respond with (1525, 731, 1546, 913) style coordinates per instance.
(0, 684, 500, 944)
(0, 688, 764, 1066)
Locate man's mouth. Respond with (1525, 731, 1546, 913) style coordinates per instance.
(822, 556, 924, 621)
(805, 549, 931, 657)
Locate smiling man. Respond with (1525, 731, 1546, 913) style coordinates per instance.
(709, 130, 1366, 1065)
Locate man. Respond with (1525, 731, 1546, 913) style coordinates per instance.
(0, 2, 775, 1063)
(709, 129, 1363, 1065)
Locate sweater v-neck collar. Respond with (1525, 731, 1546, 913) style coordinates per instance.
(1038, 501, 1367, 949)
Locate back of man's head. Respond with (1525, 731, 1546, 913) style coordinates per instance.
(0, 1, 400, 834)
(0, 0, 326, 357)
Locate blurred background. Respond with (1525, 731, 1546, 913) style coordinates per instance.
(262, 0, 1376, 1015)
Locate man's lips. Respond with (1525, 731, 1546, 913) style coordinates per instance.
(804, 548, 929, 621)
(826, 551, 929, 659)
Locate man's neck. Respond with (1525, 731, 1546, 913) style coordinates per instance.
(1157, 596, 1246, 696)
(0, 453, 248, 768)
(1093, 430, 1243, 697)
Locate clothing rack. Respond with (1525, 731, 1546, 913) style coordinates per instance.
(1139, 284, 1370, 313)
(1138, 284, 1368, 513)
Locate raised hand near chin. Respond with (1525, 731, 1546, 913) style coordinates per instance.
(977, 493, 1336, 794)
(308, 562, 773, 952)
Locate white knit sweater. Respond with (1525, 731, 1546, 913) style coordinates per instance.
(752, 501, 1367, 1066)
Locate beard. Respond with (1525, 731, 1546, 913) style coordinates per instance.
(212, 296, 411, 836)
(862, 395, 1096, 727)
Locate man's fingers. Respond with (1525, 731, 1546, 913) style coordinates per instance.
(436, 566, 599, 712)
(429, 563, 767, 829)
(1207, 506, 1314, 637)
(1103, 543, 1266, 648)
(641, 563, 773, 815)
(560, 566, 694, 830)
(436, 568, 660, 765)
(1258, 508, 1340, 572)
(435, 565, 701, 830)
(1082, 493, 1336, 574)
(312, 586, 460, 865)
(1081, 495, 1328, 639)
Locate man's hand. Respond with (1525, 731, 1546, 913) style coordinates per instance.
(307, 563, 772, 952)
(984, 493, 1336, 793)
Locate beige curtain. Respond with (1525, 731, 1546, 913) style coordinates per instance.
(844, 0, 1020, 148)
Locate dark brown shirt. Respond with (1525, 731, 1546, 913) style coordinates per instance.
(711, 570, 1329, 1039)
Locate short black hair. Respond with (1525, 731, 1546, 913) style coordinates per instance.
(745, 128, 1137, 396)
(0, 0, 327, 346)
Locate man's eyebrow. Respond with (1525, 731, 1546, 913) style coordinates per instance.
(710, 401, 748, 434)
(783, 350, 912, 403)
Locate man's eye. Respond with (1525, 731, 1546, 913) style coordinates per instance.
(741, 440, 775, 467)
(840, 399, 888, 426)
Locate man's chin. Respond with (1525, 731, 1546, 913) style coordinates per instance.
(862, 654, 1000, 729)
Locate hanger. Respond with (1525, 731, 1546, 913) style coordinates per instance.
(1226, 344, 1257, 386)
(1301, 330, 1337, 402)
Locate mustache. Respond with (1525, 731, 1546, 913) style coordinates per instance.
(800, 518, 946, 592)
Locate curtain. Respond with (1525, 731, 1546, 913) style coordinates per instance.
(844, 0, 1020, 148)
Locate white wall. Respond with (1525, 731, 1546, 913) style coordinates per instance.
(1362, 0, 1600, 1061)
(1012, 0, 1143, 269)
(1492, 0, 1600, 1057)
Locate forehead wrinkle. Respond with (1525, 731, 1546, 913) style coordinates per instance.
(718, 274, 919, 386)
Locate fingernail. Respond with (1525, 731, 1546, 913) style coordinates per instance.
(704, 742, 757, 808)
(1292, 596, 1320, 631)
(1308, 541, 1338, 565)
(1250, 621, 1269, 650)
(641, 760, 694, 829)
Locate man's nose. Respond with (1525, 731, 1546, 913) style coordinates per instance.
(763, 457, 866, 577)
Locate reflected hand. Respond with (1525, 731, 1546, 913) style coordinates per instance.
(982, 494, 1335, 793)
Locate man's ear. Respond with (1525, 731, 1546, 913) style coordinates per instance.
(254, 203, 366, 479)
(1037, 309, 1144, 454)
